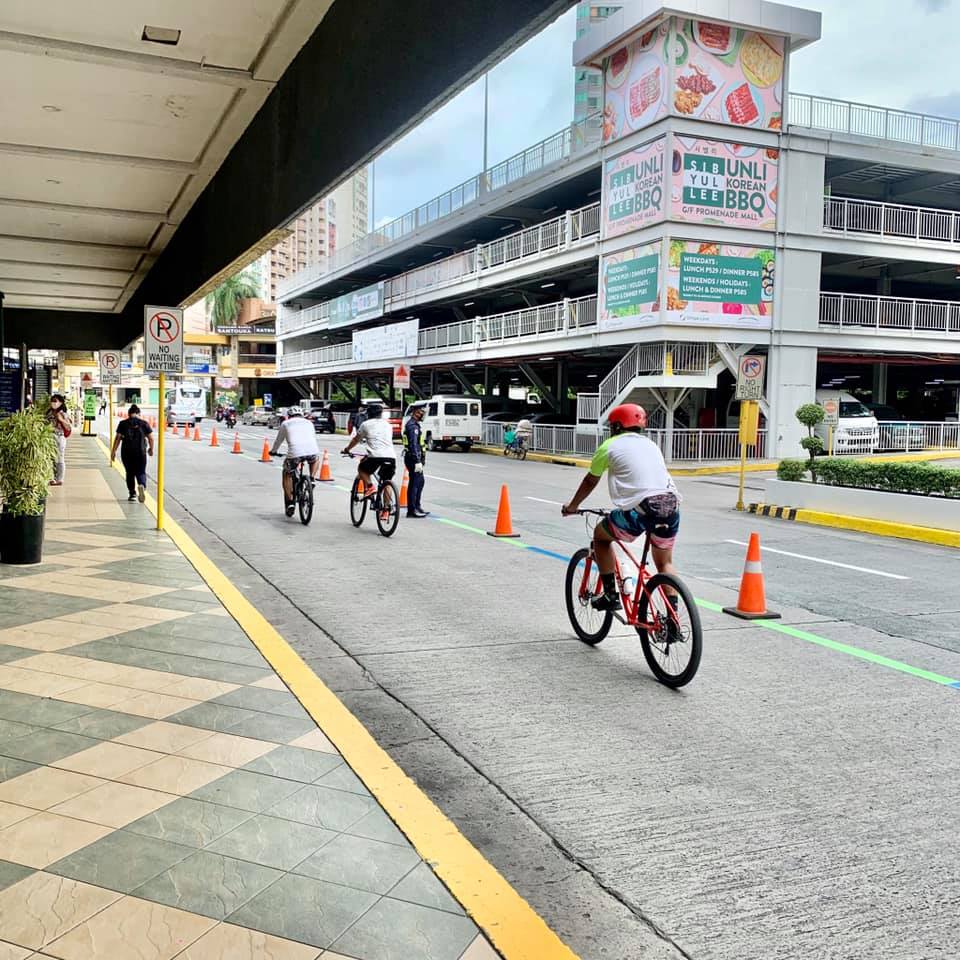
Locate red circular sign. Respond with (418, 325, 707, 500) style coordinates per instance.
(149, 312, 180, 343)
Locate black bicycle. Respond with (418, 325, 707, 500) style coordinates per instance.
(342, 452, 400, 537)
(273, 454, 314, 525)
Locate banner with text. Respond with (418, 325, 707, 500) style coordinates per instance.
(603, 138, 666, 239)
(329, 282, 386, 329)
(672, 136, 777, 230)
(352, 319, 419, 364)
(599, 243, 661, 332)
(665, 240, 773, 329)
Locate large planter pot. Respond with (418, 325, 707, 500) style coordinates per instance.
(0, 509, 46, 565)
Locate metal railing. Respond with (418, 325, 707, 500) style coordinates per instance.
(481, 421, 767, 461)
(278, 302, 330, 336)
(819, 292, 960, 334)
(276, 113, 600, 300)
(789, 93, 960, 152)
(277, 341, 352, 373)
(875, 421, 960, 453)
(823, 196, 960, 245)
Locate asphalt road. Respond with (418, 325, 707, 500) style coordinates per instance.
(129, 422, 960, 960)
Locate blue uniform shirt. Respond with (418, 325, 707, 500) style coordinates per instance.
(403, 418, 424, 463)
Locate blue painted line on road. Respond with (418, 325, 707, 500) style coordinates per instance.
(950, 681, 960, 689)
(526, 545, 574, 562)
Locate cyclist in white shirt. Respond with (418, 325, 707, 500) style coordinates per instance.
(562, 404, 681, 611)
(269, 406, 320, 517)
(342, 404, 397, 512)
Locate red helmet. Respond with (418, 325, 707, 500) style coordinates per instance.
(607, 403, 647, 429)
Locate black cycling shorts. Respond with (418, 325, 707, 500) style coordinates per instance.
(359, 456, 396, 481)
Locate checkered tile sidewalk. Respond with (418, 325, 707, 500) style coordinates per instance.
(0, 443, 496, 960)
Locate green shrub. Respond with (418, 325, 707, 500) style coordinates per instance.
(777, 459, 807, 482)
(796, 403, 826, 428)
(795, 403, 826, 479)
(814, 458, 960, 498)
(0, 407, 58, 516)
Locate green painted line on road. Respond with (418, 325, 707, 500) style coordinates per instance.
(435, 517, 487, 536)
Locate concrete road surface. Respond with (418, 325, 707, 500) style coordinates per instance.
(134, 424, 959, 960)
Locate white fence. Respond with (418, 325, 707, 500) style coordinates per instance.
(875, 421, 960, 453)
(789, 93, 960, 152)
(276, 113, 600, 299)
(819, 292, 960, 334)
(481, 421, 768, 462)
(824, 196, 960, 245)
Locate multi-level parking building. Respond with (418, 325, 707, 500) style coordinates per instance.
(276, 0, 960, 461)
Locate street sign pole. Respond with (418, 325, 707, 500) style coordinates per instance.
(156, 372, 165, 531)
(108, 385, 112, 439)
(737, 441, 748, 512)
(736, 400, 760, 512)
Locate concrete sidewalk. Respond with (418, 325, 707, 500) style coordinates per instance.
(0, 441, 499, 960)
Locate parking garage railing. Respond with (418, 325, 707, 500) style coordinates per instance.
(276, 114, 601, 301)
(790, 93, 960, 152)
(819, 292, 960, 334)
(823, 196, 960, 245)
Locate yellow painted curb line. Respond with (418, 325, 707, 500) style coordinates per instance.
(96, 439, 579, 960)
(793, 507, 960, 548)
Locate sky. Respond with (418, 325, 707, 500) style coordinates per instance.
(369, 0, 959, 229)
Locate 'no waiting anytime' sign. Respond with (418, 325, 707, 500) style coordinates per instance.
(144, 306, 184, 374)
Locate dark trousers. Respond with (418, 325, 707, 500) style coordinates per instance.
(404, 457, 425, 513)
(122, 454, 147, 496)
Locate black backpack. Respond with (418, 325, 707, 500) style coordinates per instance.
(123, 419, 148, 457)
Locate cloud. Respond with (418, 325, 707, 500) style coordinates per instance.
(917, 0, 949, 10)
(905, 91, 960, 117)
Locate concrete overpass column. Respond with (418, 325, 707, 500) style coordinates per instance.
(768, 345, 818, 459)
(872, 363, 888, 404)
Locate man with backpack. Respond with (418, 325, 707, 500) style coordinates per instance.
(110, 404, 154, 503)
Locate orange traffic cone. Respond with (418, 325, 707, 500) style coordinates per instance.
(723, 533, 781, 620)
(171, 423, 179, 437)
(209, 428, 219, 447)
(193, 426, 201, 442)
(487, 485, 520, 538)
(231, 433, 242, 454)
(399, 469, 409, 508)
(259, 439, 272, 463)
(318, 449, 334, 482)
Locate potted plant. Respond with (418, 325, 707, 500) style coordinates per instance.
(0, 405, 58, 564)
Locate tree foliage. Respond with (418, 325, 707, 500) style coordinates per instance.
(205, 271, 261, 328)
(0, 406, 57, 517)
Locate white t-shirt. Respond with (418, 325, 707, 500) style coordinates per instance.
(357, 417, 395, 459)
(589, 433, 679, 510)
(273, 417, 319, 458)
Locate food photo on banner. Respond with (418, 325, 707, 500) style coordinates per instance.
(603, 18, 784, 143)
(599, 243, 661, 333)
(665, 239, 774, 329)
(671, 136, 777, 230)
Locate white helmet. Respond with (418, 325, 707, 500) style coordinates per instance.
(287, 406, 304, 417)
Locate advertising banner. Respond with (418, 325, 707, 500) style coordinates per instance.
(602, 22, 669, 143)
(599, 243, 661, 332)
(603, 138, 666, 238)
(671, 19, 784, 132)
(671, 136, 777, 230)
(665, 240, 774, 329)
(352, 319, 419, 364)
(329, 282, 385, 330)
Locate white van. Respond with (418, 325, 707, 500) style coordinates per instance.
(165, 383, 207, 425)
(815, 390, 879, 454)
(403, 396, 482, 452)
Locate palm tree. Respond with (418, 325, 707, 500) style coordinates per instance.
(205, 271, 260, 329)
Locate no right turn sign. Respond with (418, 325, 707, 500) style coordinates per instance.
(144, 306, 184, 374)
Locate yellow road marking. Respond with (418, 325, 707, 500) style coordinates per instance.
(96, 438, 579, 960)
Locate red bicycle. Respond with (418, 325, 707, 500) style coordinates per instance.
(565, 509, 702, 687)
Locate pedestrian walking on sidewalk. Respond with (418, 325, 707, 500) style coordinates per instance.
(403, 402, 429, 518)
(110, 404, 154, 503)
(46, 394, 71, 486)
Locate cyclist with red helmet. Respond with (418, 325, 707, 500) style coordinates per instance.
(562, 403, 680, 611)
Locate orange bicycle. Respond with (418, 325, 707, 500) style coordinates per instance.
(565, 509, 702, 687)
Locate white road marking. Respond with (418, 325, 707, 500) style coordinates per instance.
(723, 540, 909, 580)
(449, 459, 487, 468)
(525, 496, 564, 506)
(425, 474, 470, 486)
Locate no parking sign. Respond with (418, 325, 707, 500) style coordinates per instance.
(144, 306, 184, 374)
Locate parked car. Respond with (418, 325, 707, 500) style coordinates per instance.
(867, 403, 926, 451)
(307, 407, 337, 434)
(241, 406, 273, 426)
(267, 407, 290, 429)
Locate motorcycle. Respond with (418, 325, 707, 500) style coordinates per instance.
(224, 410, 237, 429)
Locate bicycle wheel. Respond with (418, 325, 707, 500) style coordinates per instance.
(350, 475, 367, 527)
(298, 474, 314, 526)
(375, 481, 400, 538)
(565, 548, 612, 645)
(637, 573, 702, 688)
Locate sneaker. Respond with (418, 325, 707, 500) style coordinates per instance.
(127, 493, 137, 502)
(591, 592, 621, 612)
(137, 484, 146, 503)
